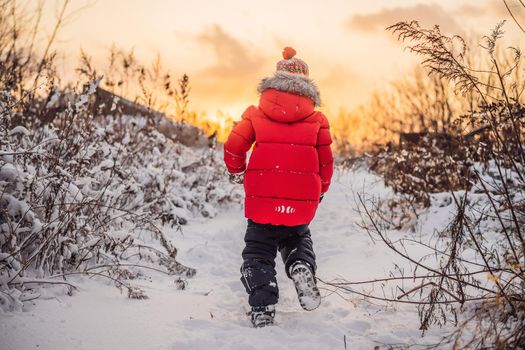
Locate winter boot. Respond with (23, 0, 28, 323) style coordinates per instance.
(289, 261, 321, 311)
(250, 305, 275, 328)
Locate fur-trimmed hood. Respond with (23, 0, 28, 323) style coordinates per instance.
(257, 71, 321, 107)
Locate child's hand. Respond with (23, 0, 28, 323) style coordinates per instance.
(228, 171, 245, 184)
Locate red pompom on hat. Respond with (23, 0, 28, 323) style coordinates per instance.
(282, 46, 296, 59)
(276, 46, 309, 76)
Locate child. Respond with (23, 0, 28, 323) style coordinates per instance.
(223, 47, 334, 328)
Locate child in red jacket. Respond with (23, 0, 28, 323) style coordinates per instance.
(224, 47, 334, 327)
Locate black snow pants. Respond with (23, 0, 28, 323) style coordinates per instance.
(240, 219, 316, 307)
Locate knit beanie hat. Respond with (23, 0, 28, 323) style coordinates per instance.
(276, 47, 309, 76)
(257, 46, 320, 106)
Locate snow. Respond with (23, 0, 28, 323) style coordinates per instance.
(1, 168, 456, 350)
(8, 126, 30, 136)
(74, 78, 101, 111)
(45, 87, 60, 109)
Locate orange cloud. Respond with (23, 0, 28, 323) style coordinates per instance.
(348, 3, 463, 34)
(455, 3, 488, 17)
(488, 0, 520, 18)
(196, 24, 266, 77)
(193, 24, 269, 107)
(455, 0, 517, 19)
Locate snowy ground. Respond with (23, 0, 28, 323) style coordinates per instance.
(1, 169, 455, 350)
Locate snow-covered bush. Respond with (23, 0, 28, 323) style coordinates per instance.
(335, 22, 525, 349)
(0, 0, 243, 311)
(369, 136, 474, 207)
(0, 79, 242, 311)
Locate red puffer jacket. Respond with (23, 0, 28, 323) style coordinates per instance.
(224, 88, 333, 226)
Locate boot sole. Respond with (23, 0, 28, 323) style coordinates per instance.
(253, 318, 273, 328)
(250, 307, 275, 328)
(290, 266, 321, 311)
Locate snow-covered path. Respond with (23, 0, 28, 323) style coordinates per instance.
(1, 170, 450, 350)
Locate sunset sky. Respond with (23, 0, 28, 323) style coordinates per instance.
(39, 0, 524, 119)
